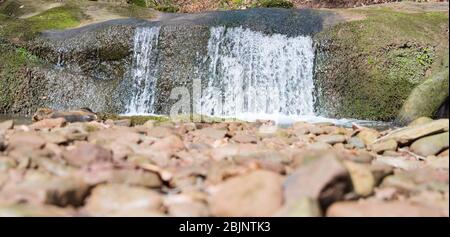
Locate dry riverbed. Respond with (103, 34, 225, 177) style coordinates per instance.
(0, 115, 448, 217)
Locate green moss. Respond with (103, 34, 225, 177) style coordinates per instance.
(314, 9, 449, 121)
(129, 0, 148, 7)
(0, 5, 85, 41)
(0, 42, 42, 113)
(255, 0, 293, 8)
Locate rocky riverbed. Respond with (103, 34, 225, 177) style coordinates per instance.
(0, 114, 448, 217)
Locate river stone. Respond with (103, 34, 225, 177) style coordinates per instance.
(326, 201, 444, 217)
(30, 118, 67, 130)
(343, 161, 375, 196)
(196, 127, 227, 140)
(377, 119, 449, 145)
(210, 170, 283, 217)
(7, 132, 46, 151)
(409, 117, 433, 127)
(370, 139, 398, 154)
(62, 142, 113, 167)
(356, 129, 380, 145)
(347, 137, 366, 149)
(82, 167, 163, 188)
(438, 149, 449, 157)
(0, 171, 90, 207)
(83, 184, 163, 216)
(0, 156, 17, 171)
(283, 153, 350, 208)
(113, 119, 132, 127)
(0, 203, 74, 217)
(315, 134, 346, 145)
(410, 132, 449, 157)
(275, 197, 322, 217)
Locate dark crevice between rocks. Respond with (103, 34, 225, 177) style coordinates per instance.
(318, 174, 353, 212)
(435, 96, 449, 119)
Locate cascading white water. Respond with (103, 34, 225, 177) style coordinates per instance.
(126, 27, 160, 115)
(196, 26, 316, 120)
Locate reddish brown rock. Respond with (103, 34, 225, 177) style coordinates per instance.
(210, 170, 283, 217)
(62, 142, 113, 167)
(327, 201, 445, 217)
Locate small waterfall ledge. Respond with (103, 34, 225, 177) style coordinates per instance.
(126, 26, 316, 120)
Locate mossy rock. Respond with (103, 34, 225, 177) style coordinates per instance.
(0, 5, 85, 41)
(97, 113, 170, 126)
(314, 9, 449, 121)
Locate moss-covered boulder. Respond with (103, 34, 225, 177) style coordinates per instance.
(314, 9, 449, 121)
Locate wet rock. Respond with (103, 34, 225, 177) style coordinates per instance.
(30, 118, 67, 130)
(83, 184, 163, 216)
(62, 142, 113, 167)
(210, 170, 283, 217)
(356, 129, 380, 145)
(343, 161, 375, 196)
(370, 139, 398, 154)
(327, 201, 445, 217)
(378, 119, 449, 145)
(284, 153, 351, 209)
(410, 132, 449, 157)
(315, 134, 346, 145)
(33, 108, 97, 123)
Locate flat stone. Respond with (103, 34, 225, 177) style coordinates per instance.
(0, 171, 90, 207)
(347, 137, 366, 149)
(83, 184, 163, 216)
(343, 161, 375, 196)
(356, 129, 380, 145)
(196, 127, 227, 140)
(62, 142, 113, 167)
(82, 167, 162, 188)
(210, 170, 283, 217)
(377, 119, 449, 145)
(370, 139, 398, 154)
(7, 132, 46, 151)
(113, 119, 132, 127)
(327, 201, 445, 217)
(284, 153, 350, 208)
(410, 132, 449, 157)
(408, 117, 433, 127)
(0, 203, 74, 217)
(315, 134, 346, 145)
(30, 118, 66, 130)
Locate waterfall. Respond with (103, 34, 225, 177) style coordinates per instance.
(125, 26, 316, 120)
(126, 27, 160, 115)
(196, 26, 315, 120)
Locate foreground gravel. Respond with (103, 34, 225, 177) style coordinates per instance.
(0, 116, 448, 217)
